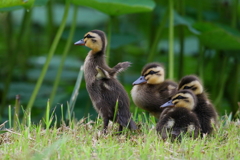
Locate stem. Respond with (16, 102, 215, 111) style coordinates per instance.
(0, 13, 13, 120)
(230, 0, 239, 116)
(106, 16, 113, 65)
(65, 66, 84, 120)
(147, 9, 169, 62)
(46, 0, 54, 47)
(198, 44, 204, 79)
(231, 0, 238, 28)
(213, 53, 228, 107)
(168, 0, 174, 80)
(177, 0, 185, 79)
(226, 60, 240, 115)
(178, 27, 184, 79)
(49, 5, 78, 106)
(197, 1, 204, 79)
(197, 1, 203, 22)
(26, 2, 70, 113)
(8, 106, 12, 128)
(20, 10, 32, 78)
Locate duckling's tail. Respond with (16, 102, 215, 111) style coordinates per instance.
(128, 119, 137, 130)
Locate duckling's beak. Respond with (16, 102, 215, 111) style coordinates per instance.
(160, 100, 174, 108)
(132, 76, 147, 85)
(74, 39, 85, 45)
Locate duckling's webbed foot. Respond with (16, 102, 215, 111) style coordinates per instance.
(96, 66, 110, 80)
(111, 62, 131, 77)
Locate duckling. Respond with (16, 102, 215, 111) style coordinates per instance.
(131, 62, 178, 118)
(178, 75, 218, 135)
(74, 30, 137, 132)
(156, 89, 201, 141)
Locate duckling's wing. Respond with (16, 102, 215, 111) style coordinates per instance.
(157, 81, 178, 102)
(110, 62, 131, 77)
(96, 66, 110, 79)
(168, 84, 178, 95)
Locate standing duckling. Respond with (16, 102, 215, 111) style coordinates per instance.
(75, 30, 137, 132)
(178, 75, 218, 135)
(156, 89, 201, 141)
(131, 62, 178, 118)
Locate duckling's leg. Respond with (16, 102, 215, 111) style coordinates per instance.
(103, 118, 109, 134)
(110, 62, 131, 77)
(112, 125, 123, 135)
(118, 125, 123, 132)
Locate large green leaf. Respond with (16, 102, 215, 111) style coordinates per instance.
(0, 0, 49, 12)
(0, 0, 35, 11)
(34, 0, 49, 6)
(71, 0, 156, 16)
(193, 22, 240, 50)
(173, 11, 200, 34)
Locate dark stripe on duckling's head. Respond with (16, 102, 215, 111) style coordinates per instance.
(141, 62, 164, 75)
(162, 89, 197, 110)
(84, 34, 95, 39)
(140, 62, 165, 84)
(178, 75, 203, 95)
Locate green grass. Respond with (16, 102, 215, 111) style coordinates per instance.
(0, 113, 240, 160)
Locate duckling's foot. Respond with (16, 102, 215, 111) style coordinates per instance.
(112, 125, 123, 135)
(102, 128, 108, 135)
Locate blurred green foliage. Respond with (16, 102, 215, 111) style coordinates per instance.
(0, 0, 239, 124)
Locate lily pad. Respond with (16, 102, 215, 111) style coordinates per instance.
(193, 22, 240, 50)
(71, 0, 156, 16)
(173, 11, 200, 35)
(0, 0, 35, 11)
(34, 0, 49, 6)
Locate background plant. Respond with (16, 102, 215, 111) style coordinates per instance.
(0, 0, 239, 125)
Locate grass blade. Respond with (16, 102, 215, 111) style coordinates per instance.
(45, 99, 51, 130)
(65, 65, 84, 120)
(8, 105, 11, 128)
(147, 8, 169, 62)
(113, 99, 119, 123)
(14, 95, 20, 129)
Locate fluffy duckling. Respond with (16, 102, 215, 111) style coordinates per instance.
(131, 62, 178, 118)
(178, 75, 218, 135)
(156, 89, 201, 141)
(75, 30, 137, 132)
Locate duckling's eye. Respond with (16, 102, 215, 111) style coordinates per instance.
(149, 71, 156, 74)
(86, 34, 92, 38)
(184, 86, 192, 89)
(176, 95, 184, 99)
(92, 39, 97, 43)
